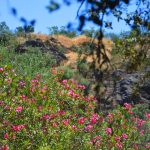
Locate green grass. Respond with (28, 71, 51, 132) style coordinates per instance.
(0, 46, 57, 78)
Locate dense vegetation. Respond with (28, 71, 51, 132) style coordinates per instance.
(0, 22, 150, 149)
(0, 66, 150, 149)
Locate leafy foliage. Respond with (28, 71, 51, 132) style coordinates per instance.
(0, 46, 57, 78)
(0, 22, 14, 46)
(48, 26, 77, 38)
(0, 66, 149, 149)
(113, 29, 150, 72)
(15, 25, 34, 37)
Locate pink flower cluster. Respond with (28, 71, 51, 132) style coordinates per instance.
(12, 124, 25, 132)
(85, 124, 93, 132)
(16, 106, 23, 112)
(0, 67, 4, 72)
(77, 84, 86, 90)
(4, 133, 9, 139)
(68, 90, 79, 98)
(78, 117, 87, 125)
(18, 81, 26, 88)
(1, 145, 9, 150)
(105, 127, 112, 135)
(146, 113, 150, 120)
(90, 113, 99, 124)
(137, 119, 146, 127)
(124, 103, 132, 110)
(62, 119, 70, 126)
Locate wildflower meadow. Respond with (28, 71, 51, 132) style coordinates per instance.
(0, 66, 150, 149)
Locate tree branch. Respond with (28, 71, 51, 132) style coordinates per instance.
(76, 0, 86, 18)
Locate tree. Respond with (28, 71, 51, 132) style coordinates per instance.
(6, 0, 149, 32)
(48, 26, 59, 35)
(48, 26, 77, 38)
(81, 27, 98, 38)
(25, 25, 34, 34)
(0, 22, 10, 33)
(15, 25, 34, 38)
(0, 21, 12, 46)
(46, 0, 149, 31)
(15, 26, 25, 37)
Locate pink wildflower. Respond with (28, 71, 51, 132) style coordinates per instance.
(16, 106, 23, 112)
(4, 72, 8, 76)
(12, 125, 25, 132)
(85, 124, 93, 132)
(146, 113, 150, 120)
(62, 79, 67, 84)
(38, 105, 43, 111)
(20, 94, 26, 100)
(140, 130, 144, 136)
(42, 114, 50, 120)
(77, 84, 86, 90)
(52, 122, 58, 127)
(124, 103, 132, 110)
(107, 113, 113, 122)
(62, 119, 70, 126)
(57, 110, 66, 115)
(78, 117, 87, 125)
(122, 133, 128, 139)
(145, 142, 150, 149)
(116, 142, 123, 149)
(107, 113, 113, 119)
(92, 135, 101, 143)
(0, 67, 4, 72)
(114, 136, 121, 142)
(90, 114, 99, 124)
(2, 145, 9, 150)
(137, 119, 146, 127)
(133, 144, 139, 150)
(99, 117, 104, 122)
(105, 127, 112, 135)
(68, 90, 74, 96)
(72, 125, 77, 130)
(95, 141, 101, 147)
(18, 81, 26, 88)
(4, 133, 9, 139)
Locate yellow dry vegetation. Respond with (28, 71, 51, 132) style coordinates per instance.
(16, 33, 113, 70)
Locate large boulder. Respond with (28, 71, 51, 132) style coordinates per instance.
(140, 80, 150, 103)
(113, 70, 150, 105)
(25, 39, 45, 47)
(15, 44, 28, 53)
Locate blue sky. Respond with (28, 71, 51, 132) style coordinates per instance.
(0, 0, 136, 34)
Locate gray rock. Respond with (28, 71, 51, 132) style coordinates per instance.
(114, 72, 148, 105)
(140, 80, 150, 102)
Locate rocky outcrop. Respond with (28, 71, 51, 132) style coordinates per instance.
(112, 70, 150, 106)
(140, 80, 150, 103)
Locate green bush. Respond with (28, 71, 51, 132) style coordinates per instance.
(0, 66, 149, 149)
(113, 30, 150, 72)
(0, 46, 57, 78)
(48, 26, 77, 38)
(57, 66, 77, 79)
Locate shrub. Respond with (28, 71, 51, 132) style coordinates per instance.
(77, 58, 90, 78)
(0, 66, 149, 149)
(57, 66, 77, 79)
(48, 26, 77, 38)
(113, 30, 150, 72)
(0, 47, 57, 78)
